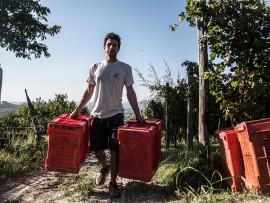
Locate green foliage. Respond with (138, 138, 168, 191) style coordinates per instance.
(154, 141, 230, 201)
(155, 141, 270, 202)
(154, 144, 199, 187)
(0, 0, 61, 59)
(136, 62, 188, 146)
(143, 100, 164, 121)
(206, 0, 270, 124)
(136, 61, 222, 144)
(0, 132, 47, 180)
(178, 0, 270, 124)
(0, 94, 88, 136)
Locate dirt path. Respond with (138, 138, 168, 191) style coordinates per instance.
(0, 152, 174, 203)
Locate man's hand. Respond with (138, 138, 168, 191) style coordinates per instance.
(69, 84, 94, 119)
(69, 108, 80, 119)
(136, 115, 145, 124)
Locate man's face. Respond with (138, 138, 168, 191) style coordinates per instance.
(104, 38, 119, 58)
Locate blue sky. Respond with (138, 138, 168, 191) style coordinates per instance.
(1, 0, 198, 102)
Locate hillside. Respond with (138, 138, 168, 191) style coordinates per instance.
(0, 100, 146, 118)
(0, 101, 20, 117)
(86, 100, 146, 118)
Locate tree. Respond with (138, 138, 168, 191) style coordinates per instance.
(0, 94, 89, 136)
(171, 0, 210, 146)
(0, 0, 61, 59)
(174, 0, 270, 125)
(197, 0, 209, 146)
(206, 0, 270, 124)
(136, 62, 188, 147)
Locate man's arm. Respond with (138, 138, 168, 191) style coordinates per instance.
(126, 85, 144, 123)
(70, 84, 95, 118)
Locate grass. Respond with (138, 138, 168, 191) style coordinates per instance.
(56, 167, 95, 202)
(1, 134, 270, 202)
(0, 132, 47, 180)
(153, 142, 270, 202)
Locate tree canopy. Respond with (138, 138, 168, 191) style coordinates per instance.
(0, 0, 61, 59)
(175, 0, 270, 124)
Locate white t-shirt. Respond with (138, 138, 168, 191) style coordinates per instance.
(87, 60, 134, 119)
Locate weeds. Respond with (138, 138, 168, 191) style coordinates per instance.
(0, 132, 47, 181)
(153, 141, 270, 202)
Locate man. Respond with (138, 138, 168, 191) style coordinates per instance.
(70, 32, 144, 197)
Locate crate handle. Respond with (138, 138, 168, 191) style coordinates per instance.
(235, 124, 245, 132)
(121, 125, 156, 132)
(60, 114, 89, 124)
(127, 126, 153, 130)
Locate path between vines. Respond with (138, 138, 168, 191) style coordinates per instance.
(0, 152, 175, 203)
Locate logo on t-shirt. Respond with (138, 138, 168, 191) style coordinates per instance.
(113, 73, 120, 78)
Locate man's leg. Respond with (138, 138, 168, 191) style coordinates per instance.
(109, 149, 121, 197)
(107, 113, 123, 197)
(110, 150, 118, 184)
(90, 117, 111, 186)
(95, 150, 110, 186)
(95, 150, 107, 168)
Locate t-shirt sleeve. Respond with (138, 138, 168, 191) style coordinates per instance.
(125, 64, 134, 87)
(86, 63, 97, 85)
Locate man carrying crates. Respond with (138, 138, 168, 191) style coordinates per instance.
(70, 32, 144, 197)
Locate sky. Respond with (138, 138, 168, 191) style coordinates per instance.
(0, 0, 199, 103)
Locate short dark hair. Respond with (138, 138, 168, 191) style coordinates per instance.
(104, 32, 121, 49)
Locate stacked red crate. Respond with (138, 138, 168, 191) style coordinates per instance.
(117, 119, 162, 182)
(215, 128, 244, 191)
(235, 118, 270, 193)
(45, 113, 90, 173)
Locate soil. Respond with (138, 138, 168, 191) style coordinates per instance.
(0, 152, 175, 203)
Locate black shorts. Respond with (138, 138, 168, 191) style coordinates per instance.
(90, 113, 124, 152)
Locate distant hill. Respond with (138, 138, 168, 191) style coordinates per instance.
(86, 100, 147, 118)
(0, 101, 20, 117)
(0, 100, 147, 118)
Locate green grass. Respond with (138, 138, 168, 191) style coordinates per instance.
(0, 132, 47, 180)
(1, 135, 270, 202)
(152, 142, 270, 202)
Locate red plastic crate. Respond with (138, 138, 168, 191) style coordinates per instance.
(45, 113, 90, 174)
(235, 118, 270, 193)
(117, 119, 162, 182)
(215, 128, 244, 191)
(128, 120, 163, 168)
